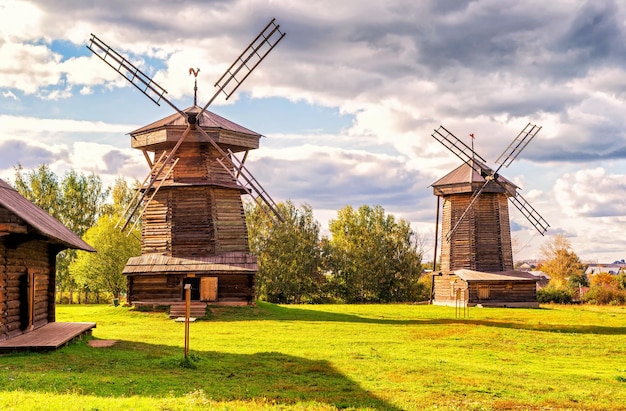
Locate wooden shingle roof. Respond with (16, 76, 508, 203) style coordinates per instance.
(129, 105, 260, 137)
(0, 179, 95, 252)
(454, 269, 538, 282)
(123, 253, 257, 275)
(431, 160, 517, 196)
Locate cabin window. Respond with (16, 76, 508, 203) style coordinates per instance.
(478, 286, 490, 300)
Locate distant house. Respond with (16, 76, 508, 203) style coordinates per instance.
(0, 179, 95, 342)
(585, 264, 626, 276)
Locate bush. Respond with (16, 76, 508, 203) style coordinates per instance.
(537, 287, 574, 304)
(581, 285, 626, 305)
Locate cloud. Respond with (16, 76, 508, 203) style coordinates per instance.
(3, 0, 626, 261)
(554, 167, 626, 217)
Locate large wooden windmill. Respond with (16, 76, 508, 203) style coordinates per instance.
(430, 124, 549, 307)
(87, 19, 285, 310)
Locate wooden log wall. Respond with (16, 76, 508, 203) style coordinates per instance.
(467, 281, 536, 303)
(433, 274, 461, 304)
(213, 188, 249, 254)
(434, 274, 537, 305)
(0, 238, 53, 340)
(152, 144, 238, 187)
(128, 273, 254, 303)
(141, 195, 172, 255)
(141, 142, 250, 257)
(441, 193, 513, 272)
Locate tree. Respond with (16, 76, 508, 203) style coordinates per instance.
(540, 234, 585, 289)
(69, 215, 141, 300)
(246, 200, 325, 303)
(13, 164, 111, 302)
(326, 205, 424, 303)
(13, 163, 61, 217)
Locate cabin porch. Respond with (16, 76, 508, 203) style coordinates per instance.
(0, 322, 96, 353)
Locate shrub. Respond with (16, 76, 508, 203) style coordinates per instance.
(537, 287, 574, 304)
(581, 285, 626, 305)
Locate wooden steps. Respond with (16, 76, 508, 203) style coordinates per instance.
(168, 302, 207, 318)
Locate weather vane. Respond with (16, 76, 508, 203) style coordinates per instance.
(189, 68, 200, 106)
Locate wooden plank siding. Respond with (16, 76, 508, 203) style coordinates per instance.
(128, 273, 254, 303)
(433, 273, 538, 307)
(441, 192, 513, 272)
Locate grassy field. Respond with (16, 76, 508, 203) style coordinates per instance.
(1, 303, 625, 411)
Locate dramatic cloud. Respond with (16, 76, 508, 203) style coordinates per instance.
(2, 0, 626, 261)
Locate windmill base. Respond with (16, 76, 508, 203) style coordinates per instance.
(123, 252, 257, 306)
(432, 269, 540, 308)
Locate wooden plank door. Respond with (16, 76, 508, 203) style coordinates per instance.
(200, 277, 218, 302)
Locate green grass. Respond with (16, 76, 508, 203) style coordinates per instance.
(1, 303, 626, 410)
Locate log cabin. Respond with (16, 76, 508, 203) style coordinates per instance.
(0, 178, 95, 341)
(431, 161, 539, 307)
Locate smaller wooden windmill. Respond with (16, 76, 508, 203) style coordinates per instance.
(430, 124, 549, 307)
(87, 19, 285, 309)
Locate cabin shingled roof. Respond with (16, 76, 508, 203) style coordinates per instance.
(0, 179, 95, 252)
(454, 268, 539, 282)
(129, 105, 261, 137)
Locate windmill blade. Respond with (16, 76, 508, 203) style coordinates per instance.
(223, 148, 283, 222)
(508, 191, 550, 236)
(197, 18, 286, 118)
(432, 125, 488, 176)
(116, 151, 167, 229)
(445, 178, 492, 242)
(126, 157, 181, 235)
(495, 123, 542, 167)
(87, 34, 185, 117)
(194, 126, 284, 222)
(119, 126, 193, 232)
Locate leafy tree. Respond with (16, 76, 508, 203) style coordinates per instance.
(13, 164, 111, 302)
(589, 272, 617, 288)
(246, 200, 325, 303)
(326, 205, 423, 303)
(59, 169, 109, 236)
(539, 234, 584, 289)
(13, 163, 61, 217)
(101, 176, 140, 225)
(69, 214, 141, 300)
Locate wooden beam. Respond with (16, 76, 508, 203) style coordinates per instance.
(0, 223, 28, 234)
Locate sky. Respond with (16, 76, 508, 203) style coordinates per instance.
(1, 0, 626, 263)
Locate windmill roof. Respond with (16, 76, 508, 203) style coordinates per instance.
(0, 179, 95, 252)
(129, 105, 261, 137)
(454, 269, 539, 282)
(431, 160, 517, 194)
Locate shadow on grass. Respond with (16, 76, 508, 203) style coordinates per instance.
(209, 302, 626, 335)
(1, 339, 402, 410)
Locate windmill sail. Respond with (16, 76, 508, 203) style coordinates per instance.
(495, 123, 542, 167)
(87, 34, 184, 116)
(433, 123, 549, 241)
(509, 191, 550, 235)
(432, 125, 487, 177)
(199, 18, 285, 117)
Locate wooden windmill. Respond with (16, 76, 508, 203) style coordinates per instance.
(87, 19, 285, 309)
(430, 124, 549, 307)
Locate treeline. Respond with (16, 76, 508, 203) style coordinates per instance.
(13, 164, 428, 304)
(536, 234, 626, 305)
(247, 201, 428, 303)
(11, 164, 140, 303)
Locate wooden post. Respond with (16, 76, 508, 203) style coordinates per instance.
(184, 283, 191, 359)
